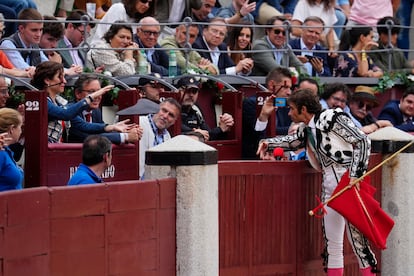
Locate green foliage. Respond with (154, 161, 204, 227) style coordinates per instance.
(375, 72, 414, 92)
(5, 85, 25, 109)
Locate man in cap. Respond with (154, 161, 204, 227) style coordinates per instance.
(177, 76, 234, 141)
(349, 85, 392, 134)
(117, 73, 164, 116)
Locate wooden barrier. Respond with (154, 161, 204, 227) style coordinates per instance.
(24, 90, 140, 187)
(0, 155, 383, 275)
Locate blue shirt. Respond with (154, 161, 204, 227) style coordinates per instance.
(67, 163, 103, 185)
(0, 147, 23, 191)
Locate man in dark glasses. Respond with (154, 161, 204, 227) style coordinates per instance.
(116, 73, 164, 117)
(252, 15, 305, 76)
(349, 85, 392, 134)
(177, 76, 234, 141)
(134, 16, 170, 76)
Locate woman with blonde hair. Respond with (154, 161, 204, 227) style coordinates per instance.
(0, 108, 23, 191)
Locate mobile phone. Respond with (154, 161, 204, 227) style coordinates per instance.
(274, 97, 287, 107)
(305, 55, 322, 62)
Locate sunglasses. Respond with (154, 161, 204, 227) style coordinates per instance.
(357, 101, 374, 111)
(184, 87, 199, 94)
(139, 0, 152, 4)
(273, 29, 285, 36)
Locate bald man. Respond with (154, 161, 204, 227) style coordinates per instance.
(134, 16, 170, 76)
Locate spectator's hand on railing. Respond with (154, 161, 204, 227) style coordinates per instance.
(193, 128, 210, 141)
(25, 66, 36, 78)
(218, 113, 234, 132)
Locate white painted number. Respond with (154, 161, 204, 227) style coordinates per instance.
(25, 101, 40, 111)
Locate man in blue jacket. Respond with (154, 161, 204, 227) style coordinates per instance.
(378, 87, 414, 132)
(289, 16, 332, 77)
(68, 135, 111, 185)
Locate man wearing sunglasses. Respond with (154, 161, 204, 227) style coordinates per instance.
(177, 76, 234, 141)
(116, 74, 164, 116)
(252, 15, 305, 76)
(134, 16, 170, 76)
(349, 86, 392, 134)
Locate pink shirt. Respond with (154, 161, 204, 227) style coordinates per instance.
(349, 0, 392, 26)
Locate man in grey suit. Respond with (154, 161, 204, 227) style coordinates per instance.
(252, 15, 306, 76)
(56, 9, 94, 69)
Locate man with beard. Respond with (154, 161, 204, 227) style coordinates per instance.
(139, 97, 181, 179)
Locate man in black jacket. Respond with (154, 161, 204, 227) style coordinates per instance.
(177, 76, 234, 141)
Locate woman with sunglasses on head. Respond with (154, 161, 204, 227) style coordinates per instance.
(88, 22, 140, 77)
(91, 0, 154, 43)
(227, 25, 253, 65)
(30, 61, 114, 143)
(0, 108, 23, 191)
(349, 86, 392, 134)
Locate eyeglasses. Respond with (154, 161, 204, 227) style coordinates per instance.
(273, 29, 286, 36)
(141, 30, 160, 37)
(331, 95, 347, 103)
(209, 28, 226, 37)
(139, 0, 152, 4)
(357, 101, 374, 111)
(75, 26, 89, 36)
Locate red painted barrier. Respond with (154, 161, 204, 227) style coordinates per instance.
(0, 155, 383, 275)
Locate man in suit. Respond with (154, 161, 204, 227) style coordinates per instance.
(56, 9, 94, 69)
(68, 75, 143, 144)
(252, 15, 306, 76)
(289, 16, 332, 77)
(378, 86, 414, 132)
(134, 16, 170, 76)
(193, 17, 253, 75)
(242, 67, 293, 159)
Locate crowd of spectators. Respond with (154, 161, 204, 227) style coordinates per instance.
(1, 0, 414, 190)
